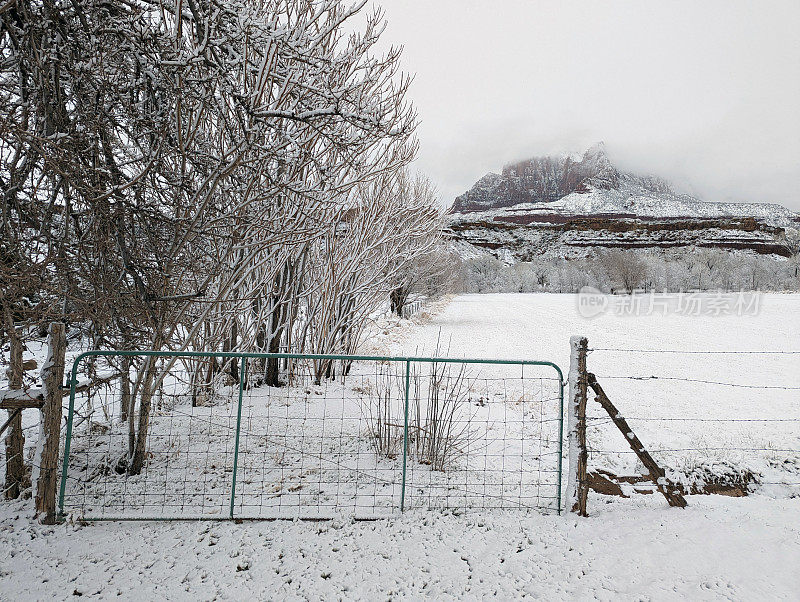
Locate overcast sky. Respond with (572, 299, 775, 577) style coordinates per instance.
(373, 0, 800, 210)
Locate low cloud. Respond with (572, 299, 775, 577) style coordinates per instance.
(377, 0, 800, 210)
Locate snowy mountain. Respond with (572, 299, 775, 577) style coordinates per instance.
(448, 144, 799, 261)
(452, 143, 798, 225)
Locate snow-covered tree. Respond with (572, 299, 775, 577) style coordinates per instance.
(1, 0, 432, 474)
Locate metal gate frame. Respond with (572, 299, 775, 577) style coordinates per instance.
(58, 351, 565, 521)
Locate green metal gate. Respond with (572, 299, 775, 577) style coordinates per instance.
(58, 351, 564, 520)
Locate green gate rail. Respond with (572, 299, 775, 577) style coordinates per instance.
(58, 351, 564, 521)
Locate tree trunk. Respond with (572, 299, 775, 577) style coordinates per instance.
(252, 295, 267, 385)
(266, 262, 293, 386)
(225, 319, 239, 383)
(202, 320, 217, 400)
(128, 355, 159, 475)
(4, 327, 25, 499)
(265, 330, 284, 387)
(120, 356, 131, 421)
(34, 323, 66, 523)
(390, 287, 408, 316)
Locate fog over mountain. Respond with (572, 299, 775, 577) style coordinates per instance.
(375, 0, 800, 211)
(445, 144, 798, 270)
(451, 144, 798, 225)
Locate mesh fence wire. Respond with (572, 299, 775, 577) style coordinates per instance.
(58, 352, 564, 520)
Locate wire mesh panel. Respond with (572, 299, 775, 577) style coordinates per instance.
(58, 355, 243, 519)
(233, 358, 408, 519)
(402, 360, 563, 513)
(58, 352, 564, 520)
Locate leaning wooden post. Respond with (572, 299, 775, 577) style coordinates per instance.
(4, 326, 25, 500)
(33, 323, 66, 523)
(566, 336, 589, 516)
(587, 373, 687, 508)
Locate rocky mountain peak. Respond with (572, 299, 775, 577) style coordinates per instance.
(452, 143, 671, 213)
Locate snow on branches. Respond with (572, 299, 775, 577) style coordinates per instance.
(1, 0, 440, 469)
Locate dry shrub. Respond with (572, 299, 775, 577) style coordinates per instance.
(363, 361, 477, 470)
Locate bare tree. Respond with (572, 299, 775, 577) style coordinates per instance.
(386, 175, 446, 315)
(303, 168, 441, 382)
(781, 228, 800, 279)
(597, 250, 648, 293)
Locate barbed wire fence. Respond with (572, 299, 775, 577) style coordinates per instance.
(7, 342, 799, 521)
(576, 346, 800, 501)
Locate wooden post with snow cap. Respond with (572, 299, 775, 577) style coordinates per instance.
(566, 336, 589, 516)
(33, 323, 67, 524)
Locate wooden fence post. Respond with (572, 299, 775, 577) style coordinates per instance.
(566, 336, 589, 516)
(4, 327, 25, 500)
(33, 323, 67, 523)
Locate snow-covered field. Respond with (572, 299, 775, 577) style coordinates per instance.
(380, 293, 800, 497)
(1, 292, 799, 599)
(2, 496, 798, 600)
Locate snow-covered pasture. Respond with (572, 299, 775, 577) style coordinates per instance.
(382, 293, 800, 497)
(1, 292, 799, 599)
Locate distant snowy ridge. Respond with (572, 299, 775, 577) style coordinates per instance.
(451, 143, 798, 228)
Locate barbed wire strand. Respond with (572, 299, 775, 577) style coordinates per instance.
(589, 348, 800, 355)
(592, 375, 800, 390)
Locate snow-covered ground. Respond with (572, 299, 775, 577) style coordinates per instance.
(1, 495, 798, 600)
(380, 293, 800, 497)
(1, 293, 799, 599)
